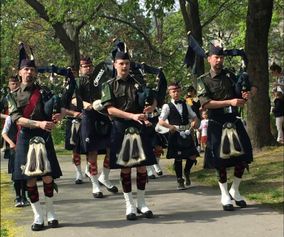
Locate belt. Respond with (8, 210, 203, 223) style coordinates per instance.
(173, 124, 190, 131)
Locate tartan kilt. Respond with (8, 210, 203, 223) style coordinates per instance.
(109, 120, 157, 169)
(167, 131, 199, 159)
(13, 128, 62, 181)
(204, 115, 253, 169)
(78, 109, 110, 154)
(64, 117, 81, 151)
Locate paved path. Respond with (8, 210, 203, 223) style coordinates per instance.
(2, 156, 283, 237)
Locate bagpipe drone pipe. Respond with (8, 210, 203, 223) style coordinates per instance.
(90, 41, 167, 109)
(36, 65, 79, 119)
(184, 32, 251, 97)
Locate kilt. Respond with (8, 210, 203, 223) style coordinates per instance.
(13, 128, 62, 181)
(145, 117, 168, 148)
(167, 131, 199, 159)
(109, 119, 157, 169)
(79, 109, 111, 154)
(204, 114, 253, 169)
(7, 149, 15, 175)
(64, 117, 81, 151)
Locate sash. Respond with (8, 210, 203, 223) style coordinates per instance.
(23, 88, 41, 118)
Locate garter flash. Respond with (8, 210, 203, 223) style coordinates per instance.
(116, 127, 146, 166)
(21, 136, 51, 176)
(219, 122, 244, 159)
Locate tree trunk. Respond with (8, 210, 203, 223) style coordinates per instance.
(25, 0, 83, 71)
(245, 0, 274, 148)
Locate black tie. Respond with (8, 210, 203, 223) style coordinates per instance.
(175, 100, 182, 104)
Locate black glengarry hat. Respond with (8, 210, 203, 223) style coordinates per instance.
(18, 42, 36, 69)
(208, 39, 224, 56)
(112, 39, 130, 60)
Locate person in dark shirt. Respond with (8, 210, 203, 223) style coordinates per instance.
(9, 53, 65, 231)
(271, 90, 284, 144)
(197, 40, 255, 211)
(74, 56, 118, 198)
(101, 51, 157, 221)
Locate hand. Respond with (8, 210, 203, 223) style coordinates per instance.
(169, 125, 177, 133)
(131, 113, 147, 124)
(39, 121, 56, 132)
(230, 98, 247, 107)
(73, 111, 82, 118)
(242, 91, 251, 100)
(144, 120, 152, 127)
(9, 143, 16, 149)
(143, 105, 155, 114)
(52, 113, 64, 124)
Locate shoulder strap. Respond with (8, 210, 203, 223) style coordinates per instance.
(23, 88, 41, 118)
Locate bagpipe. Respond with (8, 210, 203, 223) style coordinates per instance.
(36, 65, 80, 119)
(110, 39, 167, 108)
(90, 59, 167, 109)
(184, 32, 251, 97)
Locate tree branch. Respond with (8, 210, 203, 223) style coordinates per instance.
(99, 14, 169, 58)
(201, 0, 239, 29)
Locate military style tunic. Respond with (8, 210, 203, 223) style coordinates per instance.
(9, 83, 62, 180)
(197, 69, 253, 169)
(101, 75, 156, 169)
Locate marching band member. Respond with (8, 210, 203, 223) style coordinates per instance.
(75, 56, 118, 198)
(146, 110, 166, 179)
(9, 45, 64, 231)
(158, 82, 199, 190)
(197, 41, 255, 211)
(101, 50, 156, 220)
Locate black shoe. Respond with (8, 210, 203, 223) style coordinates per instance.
(126, 213, 137, 221)
(48, 220, 59, 228)
(229, 194, 247, 208)
(31, 223, 44, 231)
(156, 171, 163, 176)
(98, 181, 119, 193)
(177, 178, 186, 190)
(184, 173, 191, 186)
(222, 204, 234, 211)
(93, 192, 103, 198)
(75, 179, 83, 184)
(21, 197, 30, 206)
(137, 208, 154, 218)
(15, 197, 23, 207)
(106, 185, 119, 193)
(235, 200, 247, 208)
(148, 175, 156, 179)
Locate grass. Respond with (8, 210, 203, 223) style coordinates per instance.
(168, 146, 284, 212)
(0, 173, 24, 237)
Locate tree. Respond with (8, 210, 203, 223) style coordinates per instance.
(245, 0, 275, 148)
(24, 0, 104, 71)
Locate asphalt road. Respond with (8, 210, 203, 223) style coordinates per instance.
(1, 156, 283, 237)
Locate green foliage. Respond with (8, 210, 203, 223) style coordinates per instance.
(52, 119, 66, 145)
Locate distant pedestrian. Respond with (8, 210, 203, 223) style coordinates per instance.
(198, 110, 209, 152)
(271, 89, 284, 144)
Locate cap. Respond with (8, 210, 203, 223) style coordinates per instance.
(208, 40, 224, 56)
(18, 42, 36, 69)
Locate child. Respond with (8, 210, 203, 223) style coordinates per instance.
(159, 82, 199, 189)
(2, 115, 30, 207)
(198, 110, 209, 152)
(271, 90, 284, 144)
